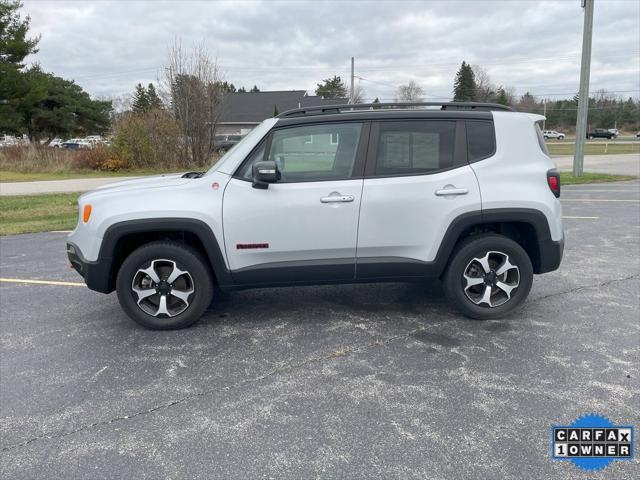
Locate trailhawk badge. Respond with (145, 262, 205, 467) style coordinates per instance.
(552, 414, 634, 471)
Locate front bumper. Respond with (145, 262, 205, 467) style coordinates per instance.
(67, 243, 113, 293)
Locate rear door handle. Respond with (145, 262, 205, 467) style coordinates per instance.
(435, 187, 469, 196)
(320, 194, 355, 203)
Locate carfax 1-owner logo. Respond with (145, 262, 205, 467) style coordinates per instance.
(552, 414, 635, 472)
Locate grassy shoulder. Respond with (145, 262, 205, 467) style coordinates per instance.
(560, 172, 636, 185)
(547, 142, 639, 156)
(0, 192, 80, 235)
(0, 169, 168, 183)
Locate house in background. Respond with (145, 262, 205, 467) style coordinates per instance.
(216, 90, 345, 136)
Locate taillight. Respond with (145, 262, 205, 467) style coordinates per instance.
(547, 169, 560, 198)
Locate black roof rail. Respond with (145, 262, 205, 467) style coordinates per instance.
(277, 101, 514, 118)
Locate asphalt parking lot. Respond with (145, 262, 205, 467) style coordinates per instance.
(1, 181, 639, 479)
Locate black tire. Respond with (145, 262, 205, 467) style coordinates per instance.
(443, 234, 533, 320)
(116, 241, 214, 329)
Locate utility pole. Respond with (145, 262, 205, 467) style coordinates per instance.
(573, 0, 594, 177)
(543, 99, 547, 130)
(350, 57, 355, 104)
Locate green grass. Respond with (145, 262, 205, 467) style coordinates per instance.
(560, 172, 636, 185)
(0, 192, 81, 235)
(0, 169, 168, 183)
(547, 142, 639, 156)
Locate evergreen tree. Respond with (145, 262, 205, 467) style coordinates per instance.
(315, 75, 347, 98)
(238, 86, 246, 93)
(146, 83, 162, 109)
(453, 61, 476, 102)
(132, 83, 149, 114)
(495, 87, 509, 106)
(250, 85, 260, 92)
(217, 81, 236, 93)
(19, 65, 111, 138)
(0, 0, 39, 66)
(0, 0, 40, 133)
(373, 97, 380, 103)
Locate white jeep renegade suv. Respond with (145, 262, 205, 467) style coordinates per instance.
(67, 102, 564, 329)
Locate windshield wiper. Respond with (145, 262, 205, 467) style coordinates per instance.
(181, 171, 205, 178)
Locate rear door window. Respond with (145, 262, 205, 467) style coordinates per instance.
(372, 121, 457, 176)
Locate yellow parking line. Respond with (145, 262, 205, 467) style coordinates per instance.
(0, 278, 85, 287)
(563, 216, 599, 219)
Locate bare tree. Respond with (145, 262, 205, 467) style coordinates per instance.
(396, 80, 424, 102)
(162, 38, 224, 165)
(472, 65, 495, 102)
(351, 83, 366, 103)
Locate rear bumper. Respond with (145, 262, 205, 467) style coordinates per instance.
(67, 243, 113, 293)
(537, 236, 564, 274)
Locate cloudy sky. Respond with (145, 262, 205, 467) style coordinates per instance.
(21, 0, 640, 102)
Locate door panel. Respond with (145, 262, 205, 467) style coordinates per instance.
(356, 120, 481, 278)
(223, 121, 367, 284)
(223, 178, 363, 279)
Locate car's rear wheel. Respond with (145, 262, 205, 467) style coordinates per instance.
(116, 241, 213, 329)
(443, 234, 533, 320)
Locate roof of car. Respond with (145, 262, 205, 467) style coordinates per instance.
(273, 102, 519, 126)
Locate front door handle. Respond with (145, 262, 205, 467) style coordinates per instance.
(320, 193, 355, 203)
(435, 187, 469, 196)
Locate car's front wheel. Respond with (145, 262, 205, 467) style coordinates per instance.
(116, 241, 214, 329)
(443, 234, 533, 320)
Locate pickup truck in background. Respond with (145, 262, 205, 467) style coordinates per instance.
(587, 128, 616, 140)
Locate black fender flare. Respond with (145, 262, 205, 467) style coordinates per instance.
(432, 208, 554, 276)
(97, 218, 232, 292)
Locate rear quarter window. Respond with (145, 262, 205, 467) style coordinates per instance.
(466, 120, 495, 162)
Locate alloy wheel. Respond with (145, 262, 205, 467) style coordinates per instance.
(463, 251, 520, 308)
(131, 259, 194, 317)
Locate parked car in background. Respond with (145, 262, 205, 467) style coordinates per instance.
(62, 138, 93, 149)
(0, 134, 29, 147)
(48, 137, 66, 148)
(607, 128, 619, 138)
(85, 135, 105, 146)
(213, 134, 243, 152)
(0, 135, 17, 148)
(542, 130, 565, 140)
(587, 128, 615, 140)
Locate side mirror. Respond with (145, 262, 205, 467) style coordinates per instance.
(252, 160, 279, 189)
